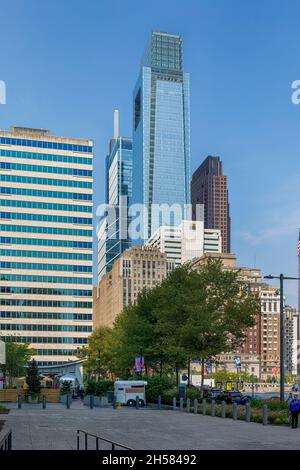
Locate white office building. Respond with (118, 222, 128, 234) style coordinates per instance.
(146, 220, 221, 268)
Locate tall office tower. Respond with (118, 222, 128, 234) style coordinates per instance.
(0, 126, 93, 365)
(97, 111, 133, 283)
(93, 246, 168, 328)
(132, 31, 190, 241)
(191, 156, 231, 253)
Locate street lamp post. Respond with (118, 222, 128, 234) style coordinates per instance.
(264, 274, 300, 402)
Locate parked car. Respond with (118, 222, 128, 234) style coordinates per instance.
(205, 388, 222, 400)
(219, 391, 248, 405)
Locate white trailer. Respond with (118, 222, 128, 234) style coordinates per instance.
(114, 380, 147, 407)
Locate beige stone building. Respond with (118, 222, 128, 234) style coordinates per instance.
(190, 253, 282, 380)
(93, 246, 168, 329)
(260, 285, 280, 377)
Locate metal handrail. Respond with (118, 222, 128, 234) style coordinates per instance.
(77, 429, 133, 450)
(0, 429, 12, 451)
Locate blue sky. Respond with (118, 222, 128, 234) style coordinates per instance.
(0, 0, 299, 306)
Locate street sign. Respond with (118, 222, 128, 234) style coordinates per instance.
(179, 384, 186, 399)
(182, 374, 188, 382)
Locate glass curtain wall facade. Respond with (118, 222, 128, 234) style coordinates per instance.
(132, 31, 190, 241)
(97, 137, 133, 282)
(0, 127, 93, 365)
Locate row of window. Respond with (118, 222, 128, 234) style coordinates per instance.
(0, 312, 92, 320)
(1, 225, 92, 237)
(0, 186, 92, 200)
(0, 211, 91, 225)
(0, 199, 92, 213)
(0, 149, 92, 165)
(0, 237, 92, 249)
(0, 249, 92, 260)
(0, 174, 92, 188)
(0, 286, 92, 296)
(1, 337, 86, 346)
(35, 349, 79, 354)
(0, 261, 92, 272)
(0, 161, 92, 176)
(0, 299, 92, 308)
(0, 136, 92, 153)
(0, 324, 92, 332)
(0, 274, 92, 284)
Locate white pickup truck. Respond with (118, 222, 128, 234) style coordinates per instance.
(114, 380, 148, 407)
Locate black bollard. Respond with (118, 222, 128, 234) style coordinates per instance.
(136, 396, 139, 410)
(18, 394, 22, 409)
(245, 402, 251, 423)
(221, 401, 226, 418)
(186, 398, 190, 413)
(211, 399, 216, 417)
(66, 394, 71, 409)
(89, 395, 94, 409)
(194, 399, 198, 414)
(232, 402, 237, 420)
(42, 395, 46, 409)
(262, 404, 268, 425)
(158, 396, 161, 410)
(173, 397, 176, 411)
(202, 398, 207, 416)
(179, 397, 183, 412)
(113, 396, 117, 410)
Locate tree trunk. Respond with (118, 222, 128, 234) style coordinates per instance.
(200, 358, 205, 398)
(176, 367, 179, 387)
(160, 361, 163, 378)
(187, 359, 191, 387)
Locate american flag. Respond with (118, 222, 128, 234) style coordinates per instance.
(298, 229, 300, 257)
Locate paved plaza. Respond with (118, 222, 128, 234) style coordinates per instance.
(3, 400, 300, 450)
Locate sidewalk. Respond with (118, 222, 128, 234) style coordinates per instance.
(5, 400, 300, 450)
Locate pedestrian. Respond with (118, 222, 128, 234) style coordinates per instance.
(287, 393, 293, 403)
(289, 396, 300, 429)
(79, 385, 84, 400)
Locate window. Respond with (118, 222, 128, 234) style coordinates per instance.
(134, 89, 141, 129)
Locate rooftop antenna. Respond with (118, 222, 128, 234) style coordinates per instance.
(113, 109, 119, 139)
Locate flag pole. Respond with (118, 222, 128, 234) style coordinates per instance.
(298, 229, 300, 377)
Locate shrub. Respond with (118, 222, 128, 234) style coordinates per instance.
(60, 380, 72, 395)
(84, 379, 114, 396)
(145, 376, 174, 402)
(95, 380, 114, 397)
(161, 387, 178, 405)
(185, 385, 202, 402)
(250, 399, 288, 411)
(26, 359, 41, 397)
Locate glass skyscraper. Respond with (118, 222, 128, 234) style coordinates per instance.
(97, 112, 133, 282)
(132, 31, 191, 241)
(0, 126, 93, 365)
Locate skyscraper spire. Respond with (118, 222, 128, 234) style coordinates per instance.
(114, 109, 119, 139)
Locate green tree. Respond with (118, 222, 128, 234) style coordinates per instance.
(1, 339, 34, 387)
(77, 326, 118, 378)
(26, 359, 41, 397)
(113, 259, 259, 389)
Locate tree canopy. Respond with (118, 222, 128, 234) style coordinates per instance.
(0, 338, 34, 387)
(80, 259, 259, 381)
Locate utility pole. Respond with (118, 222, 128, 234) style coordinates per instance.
(264, 274, 300, 402)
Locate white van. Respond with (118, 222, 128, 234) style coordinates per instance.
(114, 380, 148, 407)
